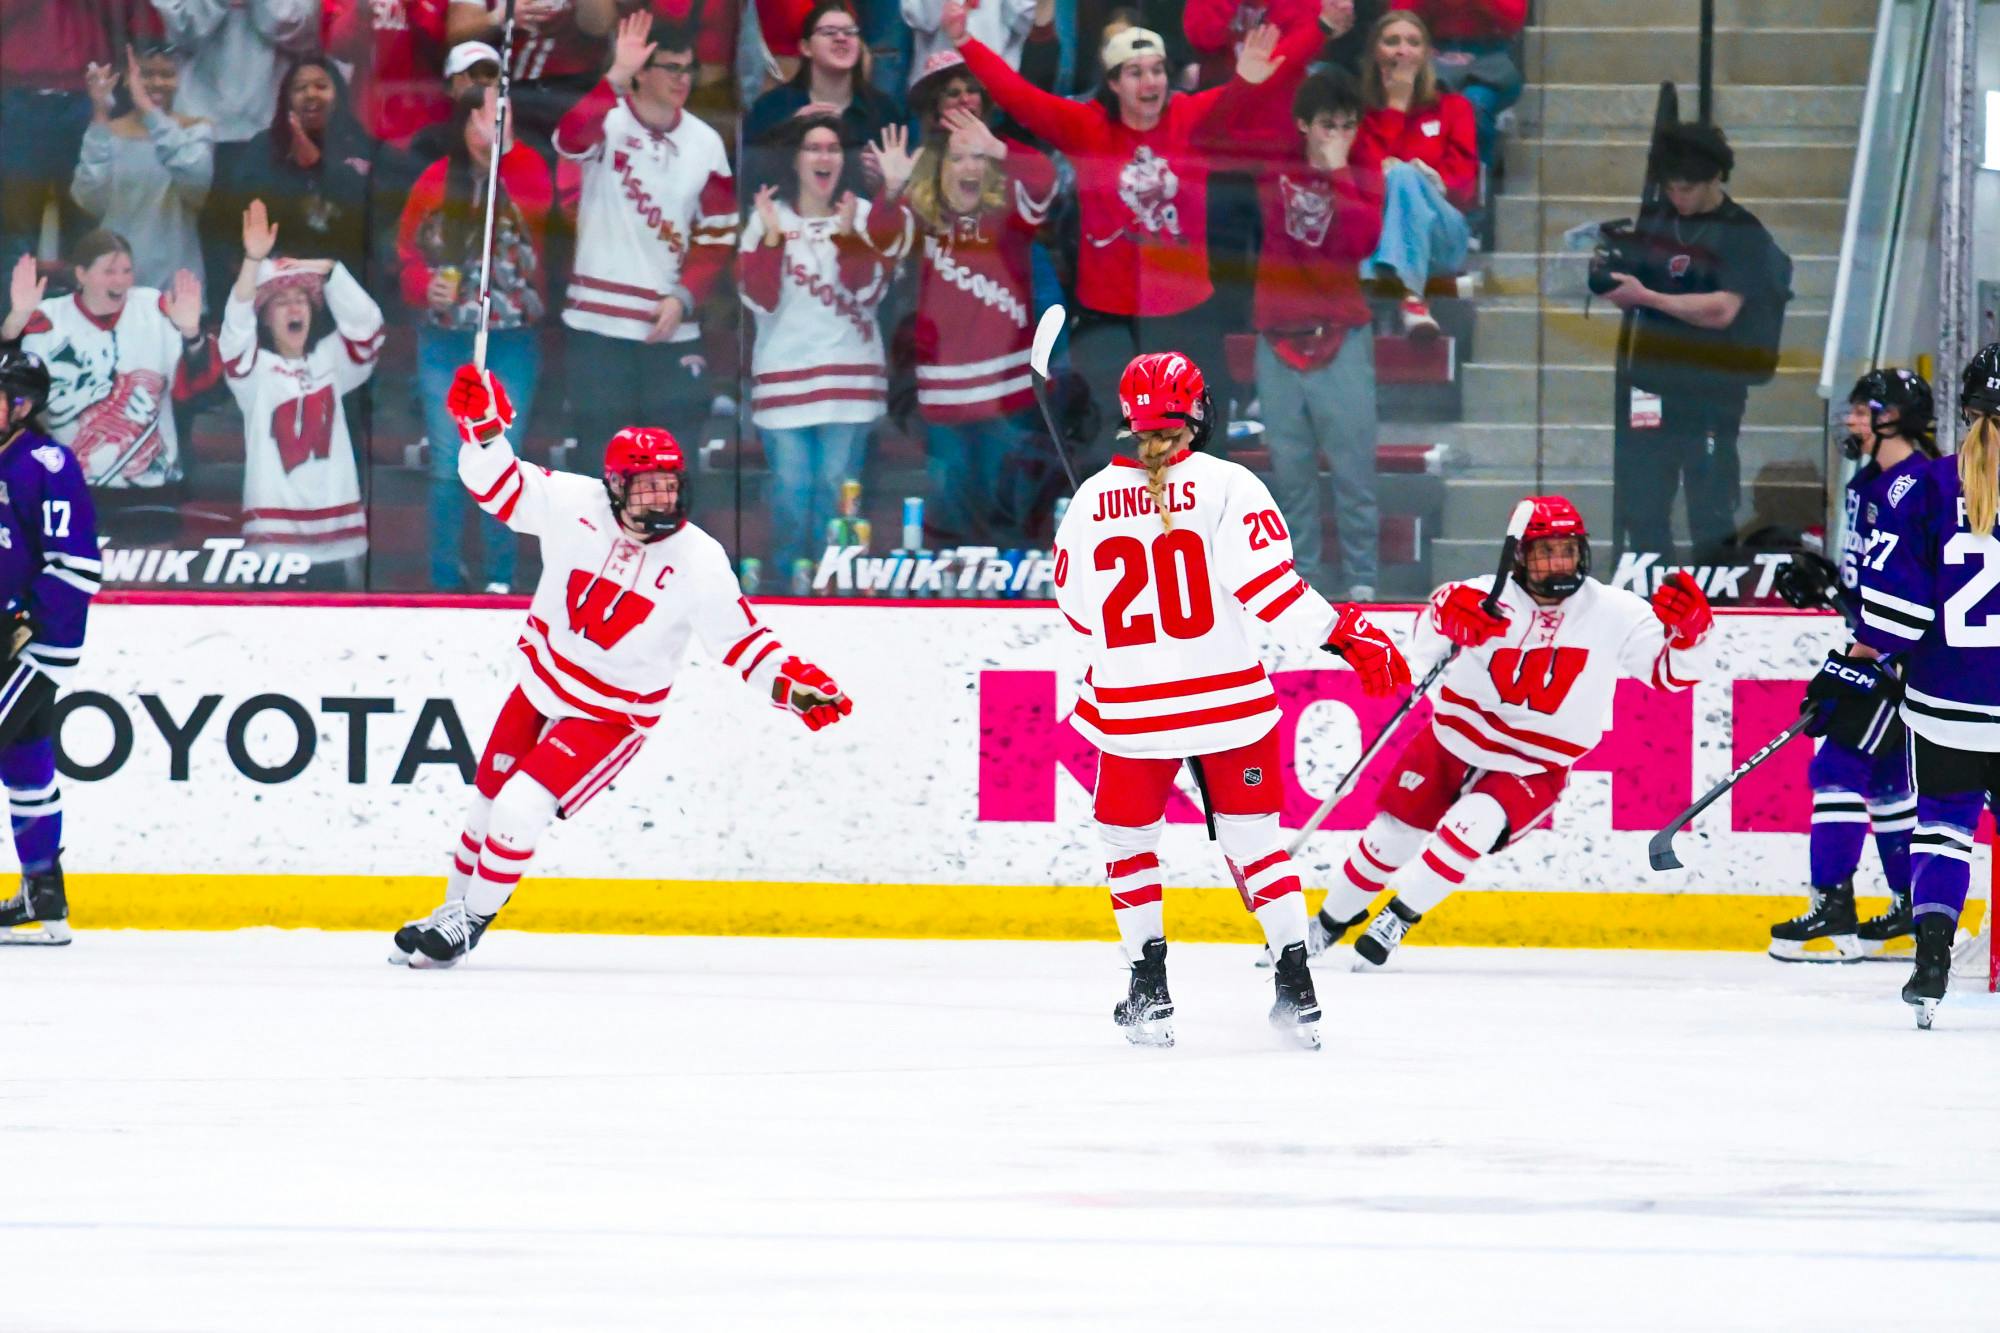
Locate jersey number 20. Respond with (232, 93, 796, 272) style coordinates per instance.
(1097, 530, 1217, 648)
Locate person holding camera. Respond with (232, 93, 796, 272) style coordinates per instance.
(1598, 122, 1790, 564)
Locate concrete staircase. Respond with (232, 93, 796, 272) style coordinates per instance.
(1426, 0, 1874, 579)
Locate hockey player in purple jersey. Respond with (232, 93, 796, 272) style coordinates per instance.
(0, 350, 102, 945)
(1769, 369, 1933, 962)
(1827, 343, 2000, 1026)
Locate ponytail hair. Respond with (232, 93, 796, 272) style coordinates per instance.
(1963, 414, 2000, 538)
(1136, 428, 1178, 531)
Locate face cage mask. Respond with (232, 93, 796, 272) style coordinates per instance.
(1515, 536, 1590, 600)
(605, 472, 688, 539)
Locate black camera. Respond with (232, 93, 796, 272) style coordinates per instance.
(1586, 219, 1647, 297)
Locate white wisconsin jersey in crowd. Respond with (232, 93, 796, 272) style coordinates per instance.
(1053, 448, 1340, 757)
(461, 433, 792, 729)
(554, 87, 736, 344)
(1412, 576, 1712, 775)
(219, 264, 384, 562)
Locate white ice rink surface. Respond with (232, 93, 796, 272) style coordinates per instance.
(6, 932, 2000, 1332)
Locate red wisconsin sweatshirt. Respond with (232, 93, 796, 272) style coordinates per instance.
(1352, 93, 1479, 212)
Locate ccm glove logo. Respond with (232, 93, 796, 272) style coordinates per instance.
(1820, 659, 1880, 690)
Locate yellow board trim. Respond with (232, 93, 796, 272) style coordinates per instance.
(65, 875, 1988, 951)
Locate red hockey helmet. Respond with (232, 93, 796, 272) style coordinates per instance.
(1514, 494, 1590, 600)
(603, 426, 689, 538)
(1118, 351, 1214, 450)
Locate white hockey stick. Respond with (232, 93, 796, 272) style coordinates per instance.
(1284, 499, 1535, 858)
(1027, 303, 1081, 492)
(472, 0, 517, 373)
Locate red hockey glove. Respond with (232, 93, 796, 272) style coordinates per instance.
(1321, 604, 1412, 697)
(1651, 571, 1713, 649)
(1430, 582, 1511, 648)
(447, 364, 515, 445)
(772, 656, 854, 731)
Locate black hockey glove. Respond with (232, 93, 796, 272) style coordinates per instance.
(1772, 551, 1841, 612)
(1801, 650, 1901, 753)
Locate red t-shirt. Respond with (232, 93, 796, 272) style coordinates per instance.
(1389, 0, 1527, 44)
(1181, 0, 1322, 89)
(0, 0, 128, 92)
(324, 0, 453, 146)
(962, 37, 1241, 318)
(1352, 93, 1478, 211)
(1208, 69, 1384, 368)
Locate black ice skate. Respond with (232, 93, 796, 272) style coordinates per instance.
(1902, 913, 1954, 1030)
(1857, 890, 1913, 959)
(1352, 896, 1421, 971)
(1308, 906, 1368, 959)
(390, 900, 493, 969)
(1257, 906, 1367, 967)
(0, 863, 69, 946)
(1268, 942, 1322, 1050)
(1114, 937, 1174, 1047)
(1767, 881, 1861, 963)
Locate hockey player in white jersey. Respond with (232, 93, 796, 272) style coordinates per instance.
(390, 365, 854, 967)
(1052, 351, 1412, 1048)
(1311, 496, 1717, 969)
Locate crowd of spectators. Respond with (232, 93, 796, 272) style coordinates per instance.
(0, 0, 1537, 598)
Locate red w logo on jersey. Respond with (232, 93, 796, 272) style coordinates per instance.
(1488, 647, 1588, 714)
(565, 570, 655, 649)
(273, 385, 335, 473)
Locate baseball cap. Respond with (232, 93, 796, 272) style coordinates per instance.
(444, 41, 502, 78)
(1101, 27, 1166, 75)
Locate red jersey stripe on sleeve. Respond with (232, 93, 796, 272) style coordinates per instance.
(1257, 579, 1309, 622)
(1234, 560, 1296, 604)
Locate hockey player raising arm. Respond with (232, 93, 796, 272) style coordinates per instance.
(1841, 344, 2000, 1026)
(1310, 496, 1716, 970)
(0, 351, 103, 945)
(389, 365, 854, 968)
(1051, 351, 1411, 1050)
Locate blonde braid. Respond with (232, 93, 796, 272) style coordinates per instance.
(1963, 414, 2000, 538)
(1137, 429, 1178, 531)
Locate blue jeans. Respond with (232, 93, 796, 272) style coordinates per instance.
(925, 410, 1039, 546)
(1370, 162, 1471, 298)
(763, 420, 871, 575)
(418, 326, 538, 590)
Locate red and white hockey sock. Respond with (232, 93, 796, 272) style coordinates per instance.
(1397, 792, 1505, 916)
(1324, 814, 1426, 922)
(445, 794, 494, 904)
(465, 777, 558, 918)
(1099, 818, 1165, 963)
(1218, 815, 1306, 952)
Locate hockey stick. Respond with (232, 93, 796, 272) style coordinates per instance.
(472, 0, 517, 373)
(1647, 714, 1814, 871)
(1027, 303, 1081, 492)
(1284, 499, 1536, 857)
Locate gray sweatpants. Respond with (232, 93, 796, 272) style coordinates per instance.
(1255, 331, 1378, 592)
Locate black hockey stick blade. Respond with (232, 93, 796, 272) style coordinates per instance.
(1646, 827, 1687, 872)
(1027, 304, 1080, 491)
(1647, 714, 1815, 871)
